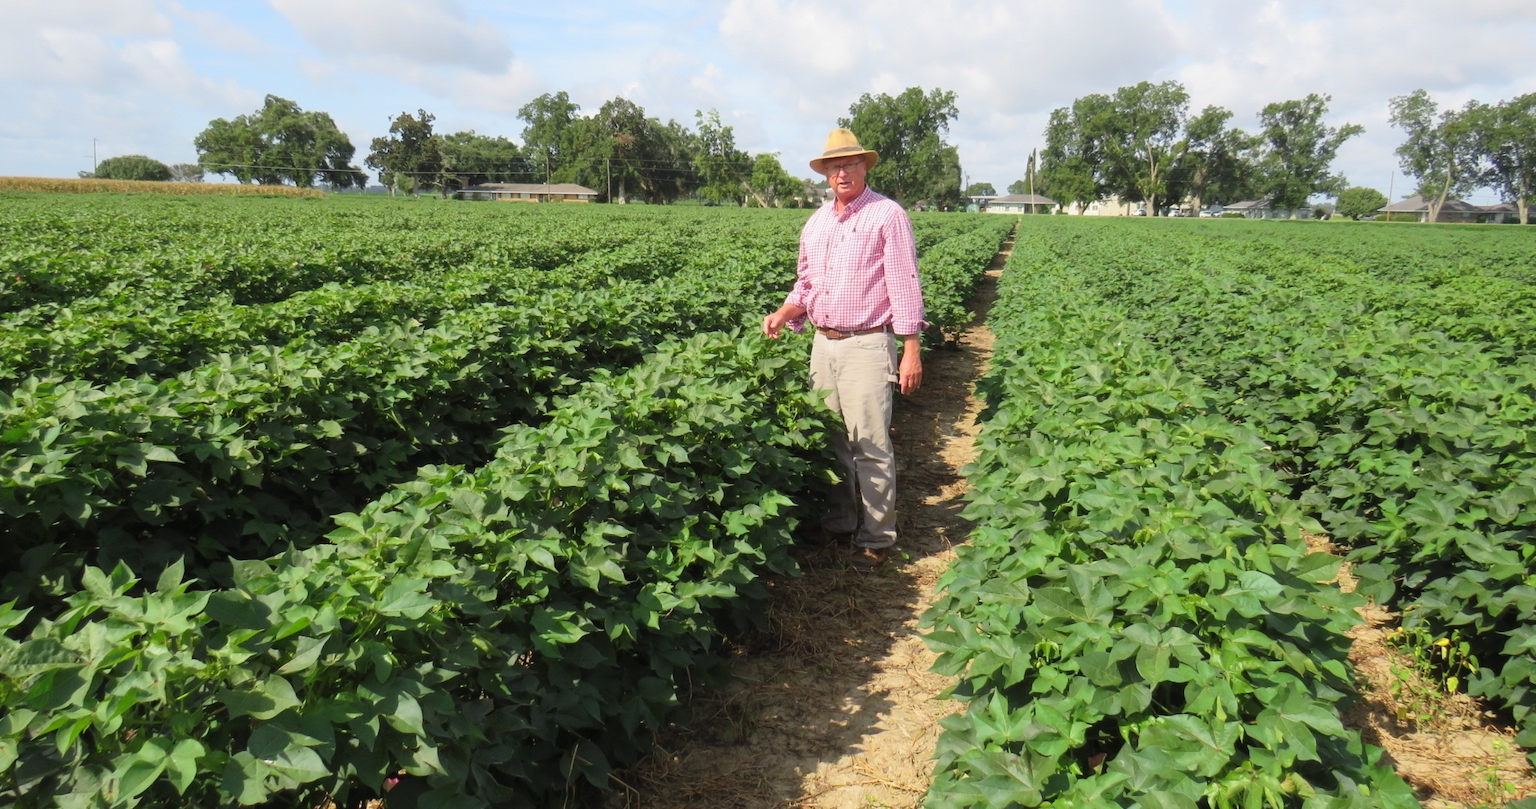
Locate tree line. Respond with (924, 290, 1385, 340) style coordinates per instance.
(82, 88, 966, 208)
(1020, 81, 1536, 223)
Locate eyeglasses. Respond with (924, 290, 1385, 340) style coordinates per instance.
(823, 159, 865, 176)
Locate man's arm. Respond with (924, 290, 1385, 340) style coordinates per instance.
(763, 303, 807, 339)
(897, 333, 922, 395)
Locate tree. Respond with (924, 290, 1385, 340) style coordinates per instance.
(195, 95, 366, 188)
(1090, 81, 1206, 215)
(1336, 186, 1389, 219)
(438, 131, 531, 190)
(1007, 149, 1044, 197)
(518, 92, 581, 181)
(1477, 93, 1536, 225)
(169, 163, 204, 183)
(749, 153, 811, 207)
(1390, 89, 1483, 224)
(1172, 106, 1258, 211)
(965, 182, 996, 197)
(93, 155, 172, 181)
(839, 87, 962, 208)
(535, 97, 697, 203)
(366, 110, 443, 196)
(694, 109, 755, 205)
(1039, 104, 1105, 213)
(1254, 94, 1363, 217)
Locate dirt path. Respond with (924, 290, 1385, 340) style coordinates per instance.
(1301, 534, 1536, 808)
(609, 243, 1010, 809)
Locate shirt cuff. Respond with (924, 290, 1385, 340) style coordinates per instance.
(892, 318, 928, 337)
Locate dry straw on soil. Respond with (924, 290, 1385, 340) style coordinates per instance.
(0, 176, 323, 196)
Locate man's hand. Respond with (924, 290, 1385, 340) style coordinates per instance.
(898, 335, 923, 395)
(762, 304, 805, 339)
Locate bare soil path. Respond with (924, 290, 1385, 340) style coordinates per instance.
(608, 241, 1010, 809)
(1304, 534, 1536, 808)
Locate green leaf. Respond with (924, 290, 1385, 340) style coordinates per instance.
(156, 558, 186, 594)
(384, 691, 426, 737)
(116, 757, 169, 801)
(277, 636, 327, 675)
(376, 579, 436, 619)
(1, 638, 82, 677)
(220, 675, 301, 720)
(167, 739, 206, 795)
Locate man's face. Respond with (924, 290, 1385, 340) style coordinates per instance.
(823, 156, 868, 199)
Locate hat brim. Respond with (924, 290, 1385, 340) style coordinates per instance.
(810, 149, 879, 175)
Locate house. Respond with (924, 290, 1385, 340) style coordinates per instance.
(1222, 198, 1314, 220)
(986, 193, 1057, 214)
(1061, 195, 1137, 216)
(1379, 195, 1521, 224)
(455, 183, 598, 203)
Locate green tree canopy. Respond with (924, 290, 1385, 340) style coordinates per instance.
(438, 131, 531, 189)
(1476, 93, 1536, 224)
(748, 153, 811, 207)
(366, 109, 444, 196)
(1336, 186, 1389, 219)
(1254, 94, 1363, 215)
(1090, 81, 1202, 215)
(1390, 89, 1482, 223)
(195, 95, 366, 188)
(839, 87, 962, 208)
(1043, 82, 1225, 215)
(693, 109, 755, 205)
(1170, 106, 1258, 210)
(965, 182, 996, 197)
(1040, 103, 1105, 212)
(92, 155, 172, 182)
(518, 91, 581, 180)
(552, 98, 696, 203)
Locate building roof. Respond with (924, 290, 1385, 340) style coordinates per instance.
(1378, 195, 1484, 213)
(989, 194, 1056, 205)
(1223, 198, 1274, 210)
(460, 183, 599, 195)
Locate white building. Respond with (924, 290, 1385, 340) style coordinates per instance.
(986, 193, 1057, 214)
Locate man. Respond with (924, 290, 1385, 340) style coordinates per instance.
(762, 129, 926, 572)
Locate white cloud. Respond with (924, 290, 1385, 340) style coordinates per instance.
(267, 0, 513, 73)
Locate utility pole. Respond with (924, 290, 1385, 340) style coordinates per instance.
(92, 138, 97, 173)
(1387, 170, 1395, 221)
(606, 157, 611, 203)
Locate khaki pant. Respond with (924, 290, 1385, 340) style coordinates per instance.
(809, 331, 898, 549)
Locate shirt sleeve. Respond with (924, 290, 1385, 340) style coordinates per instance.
(783, 231, 811, 332)
(882, 208, 927, 336)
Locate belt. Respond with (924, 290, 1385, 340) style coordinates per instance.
(815, 324, 891, 340)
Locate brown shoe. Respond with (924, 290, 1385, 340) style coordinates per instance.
(851, 546, 887, 572)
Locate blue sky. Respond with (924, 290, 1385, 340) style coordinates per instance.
(5, 0, 1536, 202)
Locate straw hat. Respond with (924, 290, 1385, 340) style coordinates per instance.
(809, 129, 879, 174)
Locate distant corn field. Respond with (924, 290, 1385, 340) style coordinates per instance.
(0, 176, 324, 196)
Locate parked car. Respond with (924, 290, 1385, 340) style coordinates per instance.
(1131, 207, 1146, 216)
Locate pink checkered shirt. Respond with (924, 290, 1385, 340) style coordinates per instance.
(784, 187, 927, 336)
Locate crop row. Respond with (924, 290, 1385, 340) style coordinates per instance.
(0, 197, 729, 314)
(915, 217, 1014, 344)
(0, 330, 834, 809)
(1011, 217, 1536, 764)
(923, 245, 1420, 808)
(0, 223, 799, 384)
(1, 236, 803, 599)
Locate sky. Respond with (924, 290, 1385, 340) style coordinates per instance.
(5, 0, 1536, 203)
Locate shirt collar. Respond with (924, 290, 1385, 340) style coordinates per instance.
(831, 186, 878, 220)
